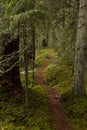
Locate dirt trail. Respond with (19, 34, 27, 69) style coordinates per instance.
(35, 57, 74, 130)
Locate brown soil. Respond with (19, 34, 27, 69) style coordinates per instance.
(35, 57, 74, 130)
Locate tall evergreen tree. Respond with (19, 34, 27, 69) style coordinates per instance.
(73, 0, 87, 96)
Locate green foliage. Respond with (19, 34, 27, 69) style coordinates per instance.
(44, 64, 59, 86)
(44, 61, 72, 88)
(35, 57, 44, 68)
(43, 49, 87, 130)
(35, 49, 55, 68)
(62, 93, 87, 130)
(0, 85, 54, 130)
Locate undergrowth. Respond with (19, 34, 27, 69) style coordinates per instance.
(44, 55, 87, 130)
(44, 60, 72, 92)
(35, 48, 57, 68)
(62, 92, 87, 130)
(1, 48, 87, 130)
(0, 85, 54, 130)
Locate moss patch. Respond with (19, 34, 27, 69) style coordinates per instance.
(44, 57, 87, 130)
(0, 85, 54, 130)
(44, 61, 72, 89)
(35, 49, 57, 68)
(62, 92, 87, 130)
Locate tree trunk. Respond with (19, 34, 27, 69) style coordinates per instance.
(31, 24, 35, 87)
(1, 34, 24, 101)
(73, 0, 87, 96)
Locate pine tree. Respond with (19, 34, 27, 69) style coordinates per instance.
(73, 0, 87, 96)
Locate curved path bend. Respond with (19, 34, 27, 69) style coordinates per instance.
(35, 57, 74, 130)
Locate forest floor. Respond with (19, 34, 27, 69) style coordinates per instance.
(35, 55, 74, 130)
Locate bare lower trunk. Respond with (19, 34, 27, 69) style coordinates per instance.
(73, 0, 87, 96)
(1, 34, 24, 101)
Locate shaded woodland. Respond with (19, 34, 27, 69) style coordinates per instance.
(0, 0, 87, 130)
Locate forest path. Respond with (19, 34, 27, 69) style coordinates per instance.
(35, 56, 74, 130)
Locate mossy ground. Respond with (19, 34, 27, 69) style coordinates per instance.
(0, 85, 54, 130)
(0, 49, 56, 130)
(44, 50, 87, 130)
(62, 92, 87, 130)
(35, 48, 57, 68)
(1, 48, 87, 130)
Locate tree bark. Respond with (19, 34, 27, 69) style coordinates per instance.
(73, 0, 87, 96)
(1, 34, 24, 101)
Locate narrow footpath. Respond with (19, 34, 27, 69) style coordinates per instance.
(35, 57, 74, 130)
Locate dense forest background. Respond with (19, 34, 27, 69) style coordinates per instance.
(0, 0, 87, 130)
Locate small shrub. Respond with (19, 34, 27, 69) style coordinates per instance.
(35, 58, 44, 68)
(44, 64, 59, 86)
(44, 63, 72, 87)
